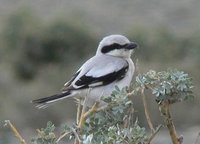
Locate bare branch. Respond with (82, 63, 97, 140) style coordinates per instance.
(159, 102, 181, 144)
(78, 102, 99, 129)
(56, 131, 72, 143)
(72, 127, 82, 144)
(4, 120, 27, 144)
(141, 87, 155, 132)
(147, 124, 162, 144)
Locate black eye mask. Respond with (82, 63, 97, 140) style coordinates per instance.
(101, 43, 128, 53)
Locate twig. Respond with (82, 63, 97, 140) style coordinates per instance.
(75, 98, 82, 125)
(147, 124, 162, 144)
(4, 120, 27, 144)
(123, 104, 134, 128)
(75, 99, 81, 144)
(74, 90, 91, 144)
(78, 102, 99, 128)
(56, 131, 72, 143)
(159, 101, 180, 144)
(74, 139, 79, 144)
(71, 127, 82, 144)
(78, 96, 88, 130)
(141, 87, 155, 132)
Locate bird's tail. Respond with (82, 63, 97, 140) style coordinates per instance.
(31, 91, 71, 109)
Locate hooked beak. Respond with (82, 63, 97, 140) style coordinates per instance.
(125, 42, 138, 50)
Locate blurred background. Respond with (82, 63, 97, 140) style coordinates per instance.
(0, 0, 200, 143)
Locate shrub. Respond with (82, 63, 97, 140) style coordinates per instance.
(2, 10, 96, 80)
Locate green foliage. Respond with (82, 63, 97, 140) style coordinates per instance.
(31, 121, 56, 144)
(1, 9, 198, 143)
(2, 10, 96, 80)
(5, 70, 195, 143)
(29, 70, 194, 143)
(82, 87, 147, 144)
(2, 9, 38, 50)
(135, 69, 194, 104)
(83, 122, 147, 144)
(33, 19, 96, 64)
(31, 87, 148, 144)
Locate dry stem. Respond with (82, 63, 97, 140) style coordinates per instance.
(4, 120, 27, 144)
(78, 102, 98, 128)
(72, 127, 82, 144)
(56, 131, 72, 143)
(141, 87, 155, 132)
(147, 124, 162, 144)
(76, 98, 82, 125)
(159, 102, 180, 144)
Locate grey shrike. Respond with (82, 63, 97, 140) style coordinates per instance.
(32, 34, 138, 108)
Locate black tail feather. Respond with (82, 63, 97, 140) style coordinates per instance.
(31, 91, 71, 104)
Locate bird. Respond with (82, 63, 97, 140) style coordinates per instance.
(31, 34, 138, 109)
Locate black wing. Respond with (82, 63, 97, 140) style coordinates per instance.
(62, 70, 80, 91)
(74, 65, 129, 89)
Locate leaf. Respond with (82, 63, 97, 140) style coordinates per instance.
(136, 69, 194, 104)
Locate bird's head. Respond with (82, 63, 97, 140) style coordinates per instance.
(96, 35, 138, 58)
